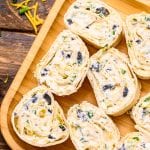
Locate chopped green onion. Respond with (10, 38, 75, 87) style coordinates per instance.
(133, 137, 139, 141)
(19, 6, 29, 15)
(87, 111, 93, 118)
(121, 69, 126, 75)
(112, 30, 115, 35)
(70, 75, 76, 82)
(127, 40, 132, 48)
(144, 97, 150, 102)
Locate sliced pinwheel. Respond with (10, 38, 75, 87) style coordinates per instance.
(88, 48, 141, 116)
(64, 0, 122, 48)
(125, 13, 150, 79)
(11, 86, 69, 147)
(67, 101, 120, 150)
(35, 30, 89, 96)
(132, 93, 150, 135)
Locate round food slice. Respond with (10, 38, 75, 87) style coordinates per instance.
(35, 30, 89, 96)
(67, 101, 120, 150)
(64, 0, 122, 48)
(125, 13, 150, 79)
(131, 93, 150, 135)
(11, 86, 69, 147)
(87, 48, 141, 116)
(115, 132, 150, 150)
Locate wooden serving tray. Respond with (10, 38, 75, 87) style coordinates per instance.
(1, 0, 150, 149)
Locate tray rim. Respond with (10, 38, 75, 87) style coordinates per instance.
(0, 0, 66, 149)
(1, 0, 150, 149)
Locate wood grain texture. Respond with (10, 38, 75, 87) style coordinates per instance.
(124, 0, 150, 12)
(0, 0, 55, 32)
(0, 31, 35, 100)
(0, 0, 150, 150)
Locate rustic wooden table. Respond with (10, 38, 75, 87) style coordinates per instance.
(0, 0, 55, 149)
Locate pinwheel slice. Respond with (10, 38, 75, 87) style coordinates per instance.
(125, 13, 150, 79)
(131, 93, 150, 135)
(88, 48, 141, 116)
(115, 132, 150, 150)
(64, 0, 122, 48)
(67, 101, 120, 150)
(11, 86, 69, 147)
(35, 30, 89, 96)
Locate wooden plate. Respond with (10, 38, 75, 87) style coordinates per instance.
(1, 0, 150, 149)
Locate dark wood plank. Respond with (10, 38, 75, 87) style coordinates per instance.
(0, 30, 35, 100)
(0, 134, 10, 150)
(0, 0, 55, 32)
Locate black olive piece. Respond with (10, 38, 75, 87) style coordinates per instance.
(41, 73, 45, 76)
(24, 104, 29, 110)
(133, 18, 137, 21)
(77, 51, 82, 64)
(112, 25, 117, 30)
(142, 108, 149, 116)
(77, 109, 88, 121)
(135, 39, 141, 44)
(147, 25, 150, 29)
(66, 54, 71, 58)
(41, 68, 48, 76)
(74, 5, 79, 9)
(48, 135, 55, 139)
(141, 143, 146, 148)
(86, 26, 89, 29)
(86, 7, 90, 10)
(14, 112, 17, 116)
(62, 51, 71, 58)
(31, 94, 38, 103)
(59, 125, 66, 131)
(106, 68, 112, 71)
(103, 84, 114, 91)
(48, 109, 52, 113)
(118, 144, 126, 150)
(90, 62, 100, 72)
(123, 87, 128, 97)
(67, 19, 73, 25)
(43, 93, 51, 105)
(95, 7, 110, 17)
(44, 68, 48, 71)
(71, 37, 75, 40)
